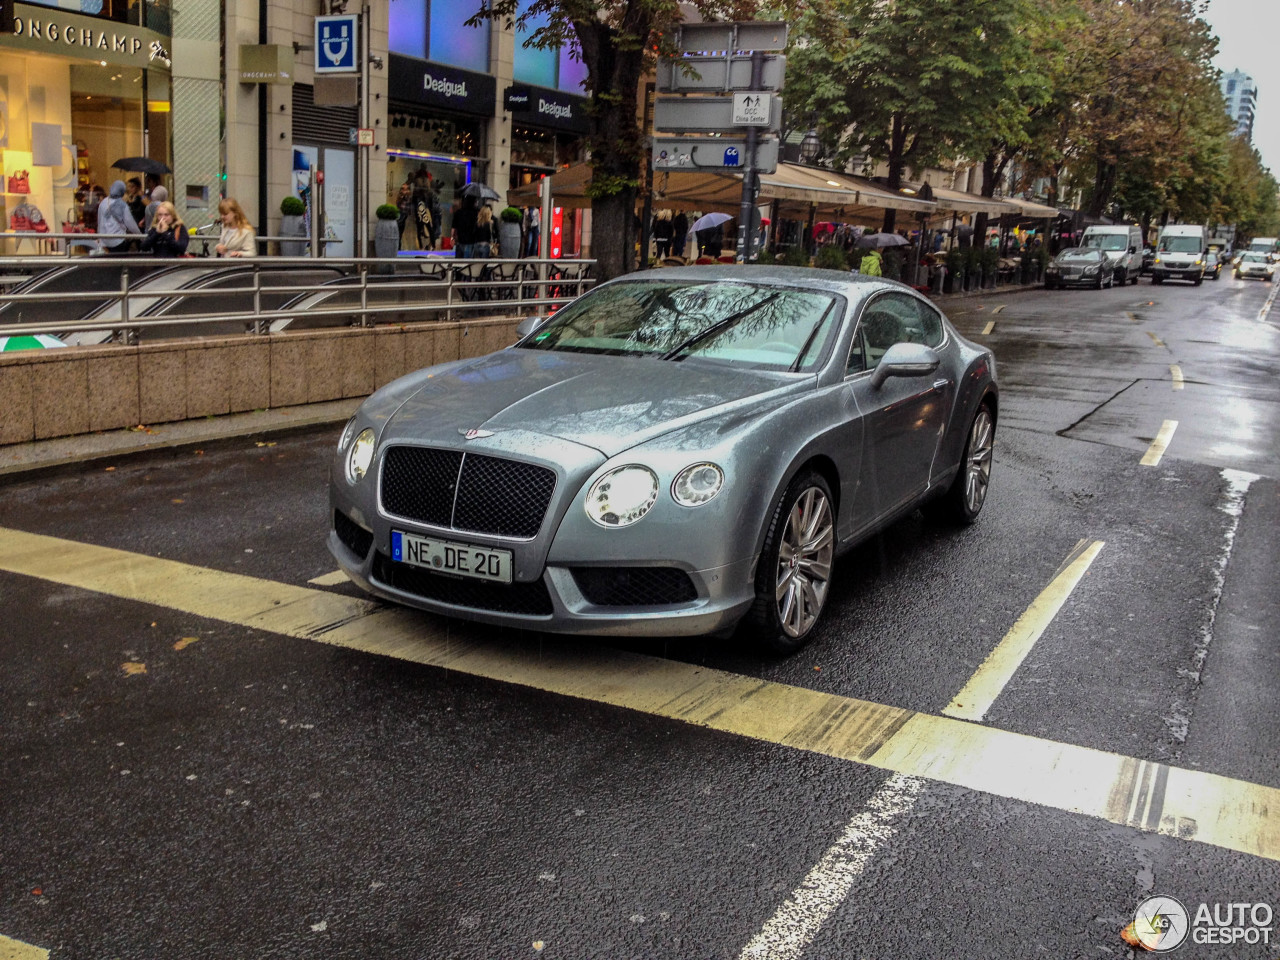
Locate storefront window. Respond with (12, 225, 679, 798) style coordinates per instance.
(512, 0, 585, 93)
(389, 0, 489, 72)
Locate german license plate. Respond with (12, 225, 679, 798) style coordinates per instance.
(391, 530, 512, 584)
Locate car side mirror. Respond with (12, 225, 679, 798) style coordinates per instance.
(871, 342, 941, 389)
(515, 315, 546, 340)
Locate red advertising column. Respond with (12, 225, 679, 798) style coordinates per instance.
(550, 207, 564, 259)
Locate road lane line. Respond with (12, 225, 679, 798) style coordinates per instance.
(738, 774, 924, 960)
(981, 321, 996, 336)
(2, 527, 1278, 863)
(1140, 419, 1179, 466)
(1261, 280, 1278, 322)
(0, 933, 50, 959)
(944, 539, 1104, 722)
(307, 569, 350, 586)
(991, 305, 1005, 315)
(1170, 364, 1183, 390)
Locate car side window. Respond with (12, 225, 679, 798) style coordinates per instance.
(850, 295, 911, 372)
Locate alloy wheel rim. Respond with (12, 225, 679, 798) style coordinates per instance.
(964, 410, 994, 514)
(774, 487, 834, 638)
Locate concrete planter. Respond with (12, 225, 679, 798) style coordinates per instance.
(280, 214, 307, 256)
(498, 220, 522, 258)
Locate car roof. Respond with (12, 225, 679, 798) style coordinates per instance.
(617, 264, 901, 298)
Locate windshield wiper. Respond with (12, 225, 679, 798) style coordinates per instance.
(659, 292, 782, 361)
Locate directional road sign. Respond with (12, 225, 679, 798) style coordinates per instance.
(676, 21, 788, 53)
(652, 137, 780, 174)
(653, 95, 780, 133)
(656, 54, 786, 93)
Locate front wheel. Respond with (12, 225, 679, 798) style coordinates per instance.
(744, 470, 836, 655)
(925, 403, 995, 526)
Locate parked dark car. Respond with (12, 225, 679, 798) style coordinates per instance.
(1044, 248, 1115, 289)
(1140, 247, 1156, 275)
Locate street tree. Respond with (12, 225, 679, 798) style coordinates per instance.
(469, 0, 784, 281)
(792, 0, 1041, 233)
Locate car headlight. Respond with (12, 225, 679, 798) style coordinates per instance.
(672, 462, 724, 507)
(585, 465, 659, 527)
(339, 416, 358, 451)
(1194, 258, 1204, 265)
(1154, 257, 1162, 264)
(346, 428, 376, 484)
(1083, 266, 1098, 275)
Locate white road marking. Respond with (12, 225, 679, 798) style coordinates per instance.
(307, 569, 350, 586)
(738, 774, 924, 960)
(944, 539, 1105, 722)
(1146, 331, 1165, 347)
(1260, 279, 1279, 323)
(981, 321, 996, 336)
(1140, 420, 1179, 466)
(1170, 364, 1183, 390)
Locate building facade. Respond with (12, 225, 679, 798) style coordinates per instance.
(1220, 69, 1258, 143)
(3, 0, 591, 255)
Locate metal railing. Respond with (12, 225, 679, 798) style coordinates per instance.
(0, 229, 325, 258)
(0, 255, 596, 343)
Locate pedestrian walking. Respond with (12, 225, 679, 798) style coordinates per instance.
(95, 180, 142, 254)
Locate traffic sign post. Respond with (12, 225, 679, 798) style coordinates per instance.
(314, 14, 359, 73)
(651, 22, 787, 262)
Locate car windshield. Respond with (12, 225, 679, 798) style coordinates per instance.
(1242, 253, 1267, 262)
(1158, 236, 1201, 253)
(1082, 235, 1128, 252)
(1055, 248, 1099, 262)
(519, 280, 843, 372)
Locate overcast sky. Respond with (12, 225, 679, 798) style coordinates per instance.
(1203, 0, 1277, 173)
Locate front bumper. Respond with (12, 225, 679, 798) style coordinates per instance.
(328, 520, 757, 637)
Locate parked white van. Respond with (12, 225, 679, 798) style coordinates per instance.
(1152, 224, 1207, 285)
(1081, 224, 1144, 284)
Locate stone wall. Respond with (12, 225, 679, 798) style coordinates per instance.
(0, 316, 521, 446)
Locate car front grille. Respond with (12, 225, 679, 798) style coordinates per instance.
(571, 567, 699, 607)
(371, 551, 553, 615)
(334, 509, 373, 560)
(381, 445, 557, 539)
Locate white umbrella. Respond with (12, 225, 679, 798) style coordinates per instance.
(692, 212, 734, 232)
(854, 232, 911, 249)
(0, 334, 68, 352)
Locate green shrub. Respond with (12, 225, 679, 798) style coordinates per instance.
(500, 206, 524, 223)
(814, 244, 850, 271)
(280, 196, 305, 216)
(375, 203, 400, 220)
(945, 248, 965, 276)
(781, 244, 811, 266)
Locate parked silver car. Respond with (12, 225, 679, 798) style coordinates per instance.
(329, 267, 998, 653)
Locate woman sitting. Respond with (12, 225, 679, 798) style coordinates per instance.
(140, 202, 190, 257)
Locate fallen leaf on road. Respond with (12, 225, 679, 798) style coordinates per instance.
(104, 466, 116, 472)
(533, 942, 545, 952)
(121, 662, 147, 675)
(31, 887, 42, 896)
(171, 498, 184, 504)
(174, 637, 198, 651)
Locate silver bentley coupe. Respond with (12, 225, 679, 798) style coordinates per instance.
(329, 266, 997, 653)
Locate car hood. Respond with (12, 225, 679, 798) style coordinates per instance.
(381, 348, 808, 458)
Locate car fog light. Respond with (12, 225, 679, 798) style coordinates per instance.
(346, 428, 376, 483)
(586, 465, 659, 527)
(672, 462, 724, 506)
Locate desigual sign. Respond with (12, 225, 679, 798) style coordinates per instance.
(388, 55, 495, 117)
(5, 11, 170, 70)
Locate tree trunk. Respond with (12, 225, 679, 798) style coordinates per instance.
(591, 190, 638, 280)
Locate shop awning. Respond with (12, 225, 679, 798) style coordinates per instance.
(926, 185, 1016, 217)
(508, 161, 938, 222)
(1003, 197, 1061, 218)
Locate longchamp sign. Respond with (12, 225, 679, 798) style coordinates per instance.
(5, 7, 171, 70)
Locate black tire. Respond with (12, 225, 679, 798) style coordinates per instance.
(1095, 273, 1104, 290)
(1153, 275, 1163, 285)
(1131, 272, 1140, 285)
(744, 470, 836, 655)
(1194, 275, 1203, 286)
(925, 402, 995, 527)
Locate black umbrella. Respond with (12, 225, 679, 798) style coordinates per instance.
(112, 157, 171, 176)
(460, 181, 501, 202)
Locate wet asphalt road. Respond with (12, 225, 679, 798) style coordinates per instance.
(1, 274, 1278, 959)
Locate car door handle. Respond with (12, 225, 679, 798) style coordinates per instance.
(932, 379, 950, 390)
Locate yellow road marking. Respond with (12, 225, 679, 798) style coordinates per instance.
(1140, 419, 1179, 466)
(1, 527, 1277, 863)
(1145, 331, 1165, 347)
(1170, 364, 1184, 390)
(990, 305, 1005, 315)
(1126, 311, 1140, 323)
(308, 569, 350, 586)
(981, 321, 995, 336)
(944, 539, 1104, 722)
(0, 933, 50, 960)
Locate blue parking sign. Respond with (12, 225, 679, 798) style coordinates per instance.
(315, 14, 359, 73)
(723, 147, 741, 167)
